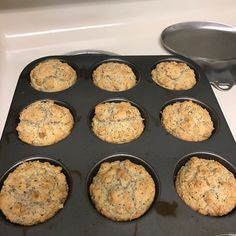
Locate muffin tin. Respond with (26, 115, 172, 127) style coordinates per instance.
(0, 54, 235, 236)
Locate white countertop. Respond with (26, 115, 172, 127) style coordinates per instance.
(0, 0, 236, 140)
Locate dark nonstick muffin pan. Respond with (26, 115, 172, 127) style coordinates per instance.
(0, 54, 235, 236)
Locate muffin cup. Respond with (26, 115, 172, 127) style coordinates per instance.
(173, 152, 236, 216)
(89, 98, 147, 144)
(90, 58, 140, 92)
(16, 99, 77, 146)
(87, 153, 159, 221)
(160, 97, 218, 141)
(0, 156, 72, 226)
(27, 56, 80, 93)
(150, 57, 200, 91)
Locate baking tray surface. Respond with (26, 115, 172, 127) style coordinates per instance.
(0, 54, 235, 236)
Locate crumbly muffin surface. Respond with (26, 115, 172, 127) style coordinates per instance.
(92, 62, 136, 91)
(176, 157, 236, 216)
(161, 100, 214, 141)
(89, 159, 156, 221)
(16, 100, 74, 146)
(151, 61, 196, 90)
(30, 59, 77, 92)
(92, 102, 144, 144)
(0, 161, 69, 225)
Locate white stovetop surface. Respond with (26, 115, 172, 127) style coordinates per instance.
(0, 0, 235, 140)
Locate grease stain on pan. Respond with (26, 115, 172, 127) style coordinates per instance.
(155, 201, 178, 216)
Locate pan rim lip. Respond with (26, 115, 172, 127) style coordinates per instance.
(215, 234, 236, 236)
(161, 20, 236, 61)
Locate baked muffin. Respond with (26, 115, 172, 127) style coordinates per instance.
(175, 156, 236, 216)
(92, 101, 144, 144)
(151, 61, 196, 90)
(89, 159, 156, 221)
(0, 161, 69, 225)
(92, 62, 136, 92)
(161, 100, 214, 141)
(30, 59, 77, 92)
(16, 100, 74, 146)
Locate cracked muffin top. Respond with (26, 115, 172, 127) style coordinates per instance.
(91, 101, 144, 144)
(16, 100, 74, 146)
(161, 100, 214, 141)
(151, 61, 196, 90)
(0, 161, 69, 225)
(175, 156, 236, 216)
(30, 59, 77, 92)
(89, 159, 156, 221)
(92, 62, 136, 92)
